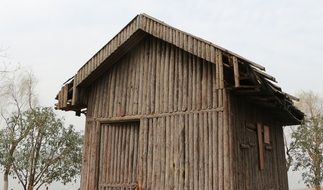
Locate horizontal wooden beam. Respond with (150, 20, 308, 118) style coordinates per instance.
(99, 183, 138, 188)
(88, 107, 225, 123)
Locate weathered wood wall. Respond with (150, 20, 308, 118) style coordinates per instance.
(230, 95, 289, 190)
(99, 122, 140, 190)
(137, 111, 227, 190)
(80, 120, 101, 190)
(86, 36, 222, 118)
(80, 36, 233, 190)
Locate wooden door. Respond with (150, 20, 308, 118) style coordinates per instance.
(98, 122, 140, 190)
(239, 124, 259, 190)
(241, 123, 269, 190)
(245, 127, 259, 190)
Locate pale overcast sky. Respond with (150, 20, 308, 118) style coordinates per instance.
(1, 0, 323, 189)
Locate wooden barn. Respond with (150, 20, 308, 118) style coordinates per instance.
(55, 14, 304, 190)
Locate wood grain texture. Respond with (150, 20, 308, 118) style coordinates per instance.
(80, 35, 229, 190)
(230, 95, 289, 190)
(78, 30, 289, 190)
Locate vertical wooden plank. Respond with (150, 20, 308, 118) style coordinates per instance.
(188, 113, 194, 190)
(187, 54, 193, 111)
(93, 122, 101, 190)
(127, 123, 132, 183)
(192, 56, 197, 111)
(264, 126, 270, 144)
(102, 74, 109, 118)
(106, 126, 112, 185)
(118, 125, 125, 183)
(223, 89, 231, 190)
(58, 89, 63, 109)
(127, 50, 133, 116)
(170, 116, 175, 189)
(196, 58, 202, 110)
(184, 114, 190, 190)
(63, 85, 68, 108)
(143, 38, 150, 115)
(193, 113, 199, 189)
(84, 121, 91, 190)
(168, 45, 175, 113)
(137, 119, 143, 188)
(80, 121, 90, 190)
(99, 125, 105, 185)
(219, 50, 224, 90)
(212, 111, 218, 189)
(146, 119, 153, 189)
(174, 115, 179, 189)
(201, 60, 207, 110)
(160, 117, 166, 189)
(155, 117, 161, 188)
(140, 118, 148, 189)
(211, 48, 217, 109)
(97, 78, 104, 118)
(163, 43, 170, 113)
(203, 112, 209, 190)
(125, 55, 133, 115)
(257, 123, 265, 170)
(182, 50, 188, 111)
(233, 56, 240, 87)
(111, 125, 118, 184)
(133, 46, 140, 115)
(218, 111, 224, 190)
(159, 41, 165, 114)
(132, 123, 139, 183)
(164, 116, 170, 189)
(198, 113, 204, 189)
(154, 39, 161, 114)
(207, 112, 212, 190)
(150, 38, 156, 114)
(108, 66, 116, 117)
(174, 47, 179, 112)
(72, 76, 78, 106)
(178, 114, 185, 190)
(138, 39, 145, 115)
(176, 48, 182, 112)
(206, 62, 212, 109)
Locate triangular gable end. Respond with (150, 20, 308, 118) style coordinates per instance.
(55, 13, 304, 124)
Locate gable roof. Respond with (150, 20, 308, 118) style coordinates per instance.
(74, 13, 268, 87)
(56, 13, 304, 124)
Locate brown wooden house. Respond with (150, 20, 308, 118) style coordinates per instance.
(55, 14, 304, 190)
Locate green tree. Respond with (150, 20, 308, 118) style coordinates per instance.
(289, 91, 323, 190)
(1, 107, 83, 190)
(0, 72, 37, 190)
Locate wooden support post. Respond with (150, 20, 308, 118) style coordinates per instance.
(232, 56, 240, 87)
(58, 90, 62, 109)
(72, 76, 78, 106)
(257, 123, 265, 170)
(62, 85, 68, 108)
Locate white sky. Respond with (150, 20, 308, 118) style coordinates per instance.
(1, 0, 323, 189)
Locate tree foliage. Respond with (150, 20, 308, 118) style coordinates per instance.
(1, 107, 83, 190)
(289, 91, 323, 190)
(0, 70, 83, 190)
(0, 71, 37, 190)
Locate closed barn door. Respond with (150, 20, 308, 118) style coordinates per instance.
(99, 122, 140, 190)
(245, 127, 259, 190)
